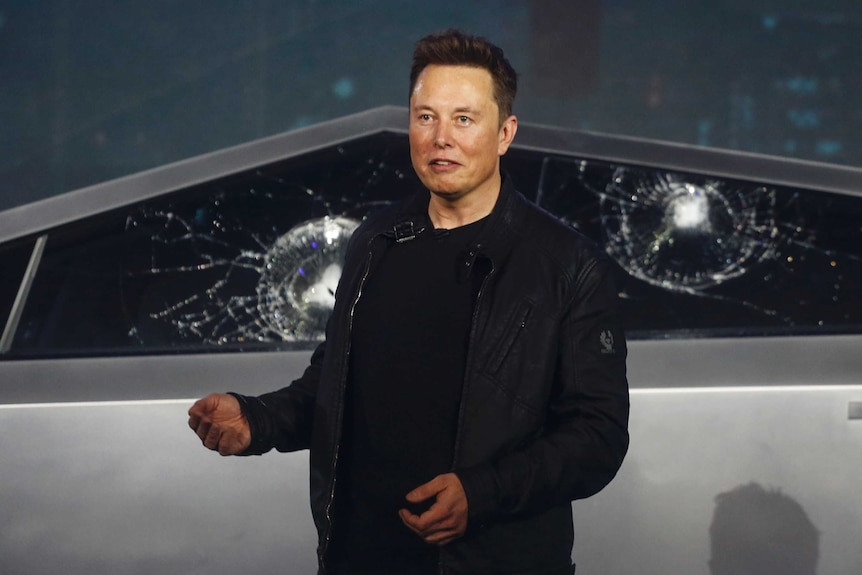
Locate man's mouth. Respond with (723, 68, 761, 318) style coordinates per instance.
(431, 160, 457, 166)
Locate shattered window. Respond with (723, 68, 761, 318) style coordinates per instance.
(9, 134, 418, 355)
(532, 156, 862, 338)
(4, 133, 862, 358)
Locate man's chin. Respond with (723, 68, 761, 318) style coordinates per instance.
(428, 187, 465, 202)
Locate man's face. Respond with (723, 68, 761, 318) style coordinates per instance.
(409, 64, 517, 204)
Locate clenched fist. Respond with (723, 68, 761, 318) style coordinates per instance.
(188, 393, 251, 456)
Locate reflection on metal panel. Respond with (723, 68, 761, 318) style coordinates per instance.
(573, 385, 862, 575)
(0, 107, 861, 575)
(0, 402, 318, 575)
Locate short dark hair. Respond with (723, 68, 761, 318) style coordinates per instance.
(410, 29, 518, 125)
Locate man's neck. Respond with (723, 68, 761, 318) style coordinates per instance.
(428, 203, 492, 229)
(427, 179, 501, 229)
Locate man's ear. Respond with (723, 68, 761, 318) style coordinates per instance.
(497, 115, 518, 156)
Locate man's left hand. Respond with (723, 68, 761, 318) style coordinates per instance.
(399, 473, 468, 545)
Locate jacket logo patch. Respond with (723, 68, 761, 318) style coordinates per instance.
(600, 330, 615, 354)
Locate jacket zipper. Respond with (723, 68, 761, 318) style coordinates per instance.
(451, 256, 493, 470)
(319, 234, 377, 573)
(439, 256, 493, 575)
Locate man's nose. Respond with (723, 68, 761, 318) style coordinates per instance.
(434, 122, 452, 147)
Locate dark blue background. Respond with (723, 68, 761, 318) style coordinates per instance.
(2, 0, 860, 211)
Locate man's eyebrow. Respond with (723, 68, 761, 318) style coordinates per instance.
(453, 107, 481, 115)
(411, 105, 484, 116)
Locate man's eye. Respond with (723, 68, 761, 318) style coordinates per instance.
(420, 114, 432, 121)
(458, 116, 471, 124)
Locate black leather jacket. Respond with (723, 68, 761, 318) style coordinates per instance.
(233, 177, 630, 574)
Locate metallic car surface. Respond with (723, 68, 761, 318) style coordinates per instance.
(2, 108, 861, 574)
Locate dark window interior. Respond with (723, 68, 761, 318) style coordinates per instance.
(5, 133, 862, 358)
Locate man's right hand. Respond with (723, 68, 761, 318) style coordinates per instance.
(188, 393, 252, 456)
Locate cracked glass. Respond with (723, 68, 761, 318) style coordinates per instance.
(4, 134, 862, 357)
(534, 156, 862, 337)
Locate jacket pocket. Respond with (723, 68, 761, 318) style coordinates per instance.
(484, 297, 533, 376)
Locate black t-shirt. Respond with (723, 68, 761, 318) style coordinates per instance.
(332, 217, 486, 573)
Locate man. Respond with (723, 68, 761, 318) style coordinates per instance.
(189, 29, 629, 575)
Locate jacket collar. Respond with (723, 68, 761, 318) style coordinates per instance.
(385, 172, 523, 267)
(470, 173, 522, 265)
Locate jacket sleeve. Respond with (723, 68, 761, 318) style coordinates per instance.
(456, 256, 630, 523)
(229, 340, 326, 455)
(226, 216, 374, 456)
